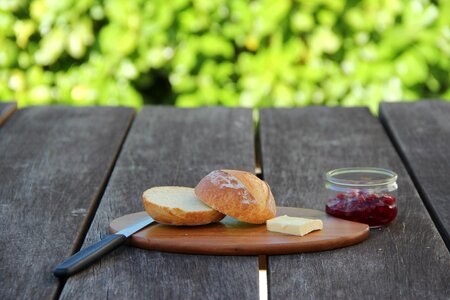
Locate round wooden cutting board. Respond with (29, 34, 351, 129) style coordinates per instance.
(109, 207, 369, 255)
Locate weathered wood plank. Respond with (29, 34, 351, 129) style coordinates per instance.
(259, 107, 450, 299)
(380, 101, 450, 248)
(0, 106, 134, 300)
(60, 107, 258, 299)
(0, 101, 17, 125)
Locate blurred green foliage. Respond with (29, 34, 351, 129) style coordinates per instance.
(1, 0, 449, 112)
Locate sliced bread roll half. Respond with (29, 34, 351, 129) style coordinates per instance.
(142, 186, 225, 225)
(195, 170, 277, 224)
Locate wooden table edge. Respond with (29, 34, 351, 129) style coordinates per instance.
(0, 102, 17, 126)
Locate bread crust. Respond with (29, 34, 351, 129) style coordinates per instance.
(142, 186, 225, 226)
(195, 170, 277, 224)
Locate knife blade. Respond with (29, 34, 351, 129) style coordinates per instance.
(53, 216, 154, 278)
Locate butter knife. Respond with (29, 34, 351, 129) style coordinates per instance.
(53, 216, 154, 278)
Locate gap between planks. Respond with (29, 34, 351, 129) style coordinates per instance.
(259, 255, 269, 300)
(379, 109, 449, 249)
(254, 108, 264, 181)
(68, 111, 135, 253)
(255, 109, 269, 300)
(53, 110, 136, 300)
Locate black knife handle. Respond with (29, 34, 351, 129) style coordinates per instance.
(53, 234, 127, 278)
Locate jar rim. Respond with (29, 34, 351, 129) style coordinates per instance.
(326, 167, 397, 187)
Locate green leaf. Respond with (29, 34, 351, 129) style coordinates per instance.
(309, 27, 341, 55)
(68, 18, 94, 58)
(34, 27, 66, 65)
(395, 51, 428, 86)
(176, 93, 200, 107)
(0, 39, 18, 67)
(317, 9, 336, 26)
(99, 24, 137, 55)
(198, 34, 234, 58)
(0, 12, 17, 36)
(291, 11, 314, 32)
(14, 19, 36, 48)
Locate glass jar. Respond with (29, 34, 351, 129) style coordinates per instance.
(325, 167, 398, 228)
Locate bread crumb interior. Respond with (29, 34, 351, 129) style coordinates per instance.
(145, 187, 213, 212)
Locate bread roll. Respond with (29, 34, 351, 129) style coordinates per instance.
(142, 186, 225, 225)
(195, 170, 276, 224)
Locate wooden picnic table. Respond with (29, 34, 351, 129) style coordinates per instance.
(0, 101, 449, 299)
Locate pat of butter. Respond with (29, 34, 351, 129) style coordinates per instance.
(266, 215, 323, 236)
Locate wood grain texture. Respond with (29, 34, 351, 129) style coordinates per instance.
(0, 101, 17, 125)
(380, 101, 450, 248)
(60, 107, 258, 300)
(0, 106, 134, 300)
(259, 107, 450, 299)
(109, 208, 368, 255)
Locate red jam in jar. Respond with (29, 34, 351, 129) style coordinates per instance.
(325, 168, 398, 228)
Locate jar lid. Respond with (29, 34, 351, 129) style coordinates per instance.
(326, 167, 397, 188)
